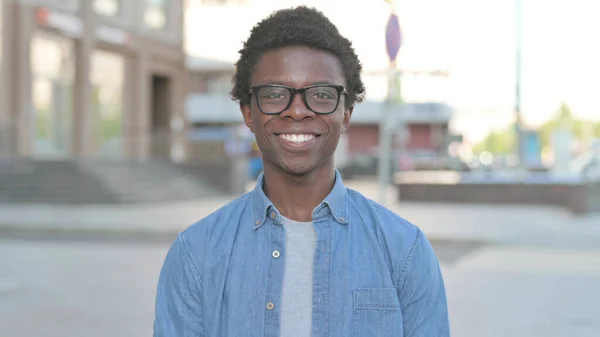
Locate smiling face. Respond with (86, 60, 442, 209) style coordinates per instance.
(241, 46, 353, 177)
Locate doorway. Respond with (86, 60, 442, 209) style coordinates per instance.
(150, 74, 171, 158)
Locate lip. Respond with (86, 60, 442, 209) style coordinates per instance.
(273, 133, 321, 151)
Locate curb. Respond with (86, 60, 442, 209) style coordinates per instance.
(0, 222, 492, 247)
(0, 224, 181, 243)
(3, 222, 600, 250)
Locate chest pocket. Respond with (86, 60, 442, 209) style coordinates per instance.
(352, 288, 403, 337)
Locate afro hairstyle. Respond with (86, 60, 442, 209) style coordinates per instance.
(230, 6, 366, 109)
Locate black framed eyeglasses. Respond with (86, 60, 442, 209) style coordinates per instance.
(249, 84, 348, 115)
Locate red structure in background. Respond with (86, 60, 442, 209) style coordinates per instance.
(347, 123, 448, 154)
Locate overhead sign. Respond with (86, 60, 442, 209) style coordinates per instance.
(35, 8, 130, 46)
(35, 7, 83, 38)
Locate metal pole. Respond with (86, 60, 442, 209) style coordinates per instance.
(377, 65, 396, 205)
(515, 0, 523, 167)
(378, 0, 401, 206)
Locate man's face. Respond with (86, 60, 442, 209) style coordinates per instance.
(241, 46, 353, 176)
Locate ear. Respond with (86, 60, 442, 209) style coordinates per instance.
(342, 106, 353, 133)
(240, 104, 254, 133)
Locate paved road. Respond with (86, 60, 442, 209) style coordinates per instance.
(0, 239, 164, 337)
(1, 237, 599, 337)
(444, 245, 600, 337)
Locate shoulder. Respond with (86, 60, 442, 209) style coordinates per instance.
(179, 193, 253, 251)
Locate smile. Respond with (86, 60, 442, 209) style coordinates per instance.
(277, 133, 318, 144)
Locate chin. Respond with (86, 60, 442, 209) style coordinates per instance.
(280, 157, 334, 177)
(282, 162, 315, 176)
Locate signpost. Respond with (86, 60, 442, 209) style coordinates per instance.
(378, 3, 402, 206)
(515, 0, 524, 170)
(385, 13, 401, 64)
(376, 1, 450, 205)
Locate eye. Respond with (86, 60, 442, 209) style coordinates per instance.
(314, 92, 335, 99)
(307, 86, 338, 101)
(260, 90, 288, 100)
(265, 92, 285, 99)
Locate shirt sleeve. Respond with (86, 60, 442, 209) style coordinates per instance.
(154, 233, 204, 337)
(397, 229, 450, 337)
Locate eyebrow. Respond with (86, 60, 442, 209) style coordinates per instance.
(255, 79, 343, 87)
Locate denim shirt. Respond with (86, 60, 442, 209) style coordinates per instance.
(154, 171, 450, 337)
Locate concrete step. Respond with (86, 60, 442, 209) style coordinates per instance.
(0, 159, 233, 204)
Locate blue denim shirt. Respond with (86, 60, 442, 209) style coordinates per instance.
(154, 171, 450, 337)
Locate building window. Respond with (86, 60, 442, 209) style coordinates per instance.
(0, 1, 3, 66)
(31, 31, 75, 158)
(94, 0, 121, 16)
(0, 1, 4, 151)
(144, 0, 169, 30)
(90, 50, 125, 158)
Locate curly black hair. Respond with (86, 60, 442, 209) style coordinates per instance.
(230, 6, 366, 108)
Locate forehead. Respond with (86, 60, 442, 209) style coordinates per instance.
(251, 46, 345, 87)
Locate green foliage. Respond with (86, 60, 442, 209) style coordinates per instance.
(473, 127, 515, 154)
(474, 102, 599, 154)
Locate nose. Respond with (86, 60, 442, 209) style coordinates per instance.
(280, 92, 314, 120)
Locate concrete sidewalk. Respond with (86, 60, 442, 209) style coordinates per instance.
(1, 180, 599, 247)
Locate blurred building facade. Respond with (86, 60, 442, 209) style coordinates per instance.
(0, 0, 187, 160)
(0, 0, 459, 166)
(183, 1, 458, 169)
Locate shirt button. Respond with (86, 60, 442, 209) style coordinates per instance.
(270, 211, 276, 219)
(266, 302, 275, 310)
(255, 220, 261, 226)
(272, 250, 280, 258)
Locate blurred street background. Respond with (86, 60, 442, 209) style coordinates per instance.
(0, 0, 599, 336)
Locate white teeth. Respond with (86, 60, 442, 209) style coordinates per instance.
(279, 134, 316, 143)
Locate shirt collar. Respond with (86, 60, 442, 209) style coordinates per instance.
(251, 170, 349, 229)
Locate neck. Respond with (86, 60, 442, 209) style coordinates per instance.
(262, 163, 336, 222)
